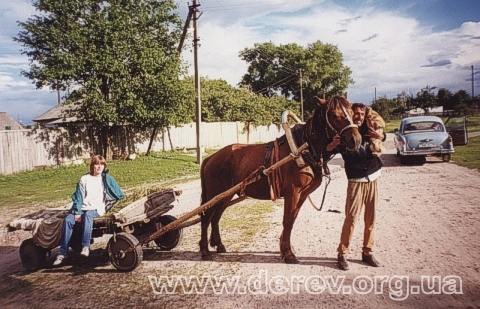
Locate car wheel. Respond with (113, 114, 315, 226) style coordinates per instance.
(442, 154, 451, 162)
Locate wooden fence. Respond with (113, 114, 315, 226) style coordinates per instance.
(0, 122, 284, 175)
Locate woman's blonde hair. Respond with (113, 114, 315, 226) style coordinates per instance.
(90, 155, 107, 175)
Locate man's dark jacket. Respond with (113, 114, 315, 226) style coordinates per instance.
(331, 123, 384, 180)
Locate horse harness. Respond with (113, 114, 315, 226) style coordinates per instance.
(261, 103, 358, 209)
(263, 137, 285, 201)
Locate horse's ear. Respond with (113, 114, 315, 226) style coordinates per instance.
(344, 92, 348, 99)
(314, 96, 327, 106)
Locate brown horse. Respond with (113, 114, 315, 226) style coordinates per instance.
(199, 96, 362, 263)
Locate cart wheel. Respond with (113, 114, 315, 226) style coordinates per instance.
(154, 215, 183, 251)
(19, 238, 46, 272)
(107, 233, 143, 272)
(442, 154, 451, 162)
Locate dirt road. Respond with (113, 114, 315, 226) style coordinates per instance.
(1, 143, 479, 308)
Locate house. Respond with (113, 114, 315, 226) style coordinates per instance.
(32, 104, 79, 127)
(0, 112, 23, 130)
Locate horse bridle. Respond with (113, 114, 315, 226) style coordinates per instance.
(325, 103, 358, 139)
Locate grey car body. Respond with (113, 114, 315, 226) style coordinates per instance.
(394, 116, 465, 163)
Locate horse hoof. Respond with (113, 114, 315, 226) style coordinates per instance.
(216, 245, 227, 253)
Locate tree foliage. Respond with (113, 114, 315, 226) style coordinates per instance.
(374, 86, 476, 117)
(370, 96, 399, 120)
(413, 85, 437, 112)
(15, 0, 194, 156)
(238, 41, 353, 116)
(185, 77, 300, 127)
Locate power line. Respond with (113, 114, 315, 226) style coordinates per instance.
(255, 48, 299, 73)
(255, 73, 297, 94)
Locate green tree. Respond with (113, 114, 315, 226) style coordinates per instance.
(452, 89, 471, 115)
(436, 88, 454, 110)
(14, 0, 192, 158)
(414, 85, 438, 113)
(186, 77, 300, 126)
(371, 96, 398, 120)
(239, 41, 353, 115)
(452, 89, 471, 106)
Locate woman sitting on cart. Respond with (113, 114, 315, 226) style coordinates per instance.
(54, 155, 124, 266)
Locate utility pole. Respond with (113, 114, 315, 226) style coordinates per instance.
(299, 69, 304, 121)
(191, 0, 202, 165)
(57, 81, 61, 105)
(472, 65, 475, 98)
(178, 9, 193, 53)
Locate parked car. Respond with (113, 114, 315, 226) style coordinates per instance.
(393, 116, 468, 164)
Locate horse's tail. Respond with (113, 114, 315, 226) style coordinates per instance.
(200, 155, 212, 205)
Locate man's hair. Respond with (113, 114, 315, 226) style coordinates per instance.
(90, 155, 107, 175)
(352, 102, 366, 110)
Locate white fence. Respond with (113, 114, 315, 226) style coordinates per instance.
(0, 122, 284, 175)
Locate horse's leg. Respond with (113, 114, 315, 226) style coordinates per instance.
(280, 189, 310, 264)
(199, 207, 217, 260)
(209, 197, 233, 253)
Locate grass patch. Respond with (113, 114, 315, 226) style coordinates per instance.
(0, 151, 200, 210)
(465, 115, 480, 132)
(452, 136, 480, 171)
(220, 200, 277, 245)
(384, 119, 401, 133)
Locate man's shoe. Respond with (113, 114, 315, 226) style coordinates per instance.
(53, 255, 65, 266)
(80, 247, 90, 257)
(362, 253, 381, 267)
(337, 255, 349, 270)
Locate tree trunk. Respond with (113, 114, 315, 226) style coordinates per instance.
(167, 126, 174, 151)
(146, 126, 158, 156)
(102, 126, 113, 160)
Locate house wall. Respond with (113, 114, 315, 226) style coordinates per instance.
(0, 122, 284, 175)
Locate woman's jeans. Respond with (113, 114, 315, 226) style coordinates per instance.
(58, 210, 99, 255)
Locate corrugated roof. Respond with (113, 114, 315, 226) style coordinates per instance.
(0, 112, 23, 130)
(32, 104, 74, 122)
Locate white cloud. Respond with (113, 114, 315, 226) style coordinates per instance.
(191, 4, 479, 102)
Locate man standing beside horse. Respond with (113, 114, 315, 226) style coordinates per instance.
(326, 102, 386, 271)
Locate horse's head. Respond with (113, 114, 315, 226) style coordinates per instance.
(315, 96, 362, 151)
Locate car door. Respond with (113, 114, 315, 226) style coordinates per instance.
(445, 116, 468, 146)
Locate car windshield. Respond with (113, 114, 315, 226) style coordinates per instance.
(403, 121, 444, 134)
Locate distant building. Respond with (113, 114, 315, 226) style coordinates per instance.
(0, 112, 23, 130)
(32, 104, 80, 128)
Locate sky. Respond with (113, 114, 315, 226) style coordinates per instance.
(0, 0, 479, 125)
